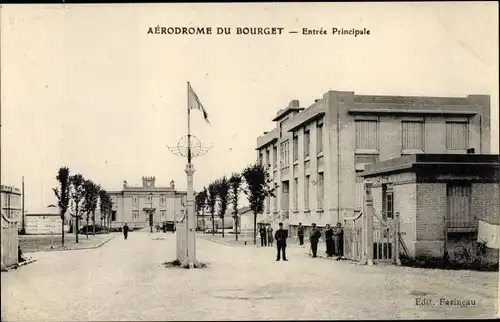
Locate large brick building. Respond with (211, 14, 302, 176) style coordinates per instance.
(255, 90, 491, 235)
(108, 177, 186, 229)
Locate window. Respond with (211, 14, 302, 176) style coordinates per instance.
(266, 149, 270, 168)
(161, 210, 166, 219)
(133, 195, 139, 207)
(259, 152, 264, 165)
(317, 120, 324, 154)
(272, 193, 278, 211)
(446, 121, 468, 150)
(132, 210, 139, 221)
(293, 178, 298, 210)
(280, 141, 290, 167)
(304, 175, 310, 210)
(355, 120, 378, 149)
(304, 129, 310, 158)
(382, 184, 394, 220)
(317, 172, 324, 209)
(272, 145, 278, 167)
(266, 196, 270, 212)
(111, 211, 117, 221)
(402, 121, 424, 150)
(293, 135, 298, 161)
(160, 195, 166, 207)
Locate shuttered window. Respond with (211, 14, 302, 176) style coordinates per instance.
(293, 178, 298, 210)
(317, 120, 324, 154)
(355, 120, 378, 149)
(293, 135, 299, 161)
(402, 121, 424, 150)
(446, 122, 468, 150)
(304, 175, 310, 210)
(317, 172, 324, 209)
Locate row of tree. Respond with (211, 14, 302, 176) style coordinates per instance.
(53, 167, 113, 247)
(194, 163, 275, 245)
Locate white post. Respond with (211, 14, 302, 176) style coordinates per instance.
(181, 163, 200, 268)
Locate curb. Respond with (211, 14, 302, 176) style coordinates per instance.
(1, 258, 38, 272)
(25, 235, 116, 253)
(198, 236, 258, 248)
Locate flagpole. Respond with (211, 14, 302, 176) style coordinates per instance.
(187, 82, 192, 164)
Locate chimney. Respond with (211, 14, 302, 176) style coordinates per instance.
(123, 180, 128, 188)
(289, 100, 300, 108)
(263, 131, 268, 135)
(170, 180, 175, 190)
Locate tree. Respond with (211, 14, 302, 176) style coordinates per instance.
(99, 189, 112, 230)
(229, 173, 242, 241)
(53, 167, 70, 247)
(69, 174, 86, 243)
(82, 179, 100, 238)
(195, 187, 208, 231)
(215, 176, 230, 238)
(207, 182, 218, 236)
(242, 163, 275, 245)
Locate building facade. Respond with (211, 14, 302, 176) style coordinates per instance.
(108, 177, 186, 229)
(255, 91, 491, 236)
(1, 185, 22, 229)
(359, 154, 498, 258)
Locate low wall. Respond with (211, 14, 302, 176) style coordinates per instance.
(1, 215, 18, 268)
(478, 220, 499, 249)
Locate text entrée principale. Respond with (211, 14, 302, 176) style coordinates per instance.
(146, 26, 371, 37)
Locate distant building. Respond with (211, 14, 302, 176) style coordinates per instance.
(108, 177, 186, 229)
(25, 205, 70, 235)
(255, 91, 491, 236)
(1, 185, 22, 230)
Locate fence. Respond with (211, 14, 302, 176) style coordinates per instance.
(343, 183, 401, 266)
(343, 211, 363, 262)
(1, 213, 19, 269)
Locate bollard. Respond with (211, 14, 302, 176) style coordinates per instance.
(50, 231, 54, 249)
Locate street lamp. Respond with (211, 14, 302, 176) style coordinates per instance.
(149, 192, 154, 233)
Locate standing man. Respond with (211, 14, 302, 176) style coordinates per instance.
(267, 224, 274, 247)
(334, 222, 344, 260)
(309, 223, 321, 258)
(297, 222, 305, 245)
(275, 222, 288, 261)
(324, 224, 334, 257)
(123, 223, 129, 240)
(259, 225, 267, 247)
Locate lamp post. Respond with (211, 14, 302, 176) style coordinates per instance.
(149, 192, 154, 233)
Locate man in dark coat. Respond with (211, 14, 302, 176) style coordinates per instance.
(259, 225, 267, 247)
(324, 224, 334, 257)
(297, 222, 305, 245)
(123, 223, 129, 240)
(334, 222, 344, 260)
(275, 222, 288, 261)
(309, 223, 321, 258)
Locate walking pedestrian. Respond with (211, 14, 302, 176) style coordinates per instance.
(267, 225, 274, 247)
(259, 225, 267, 247)
(334, 223, 344, 260)
(309, 223, 321, 258)
(123, 223, 129, 240)
(325, 224, 334, 257)
(297, 222, 305, 245)
(275, 222, 288, 261)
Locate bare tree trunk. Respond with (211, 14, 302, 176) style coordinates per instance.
(235, 213, 239, 242)
(222, 217, 225, 238)
(86, 214, 89, 239)
(253, 212, 257, 245)
(92, 211, 96, 236)
(211, 213, 215, 236)
(202, 209, 205, 232)
(75, 213, 79, 244)
(61, 213, 65, 247)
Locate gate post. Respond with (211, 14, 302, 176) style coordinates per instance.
(365, 183, 374, 265)
(393, 212, 401, 265)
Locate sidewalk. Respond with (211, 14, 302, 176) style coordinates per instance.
(19, 233, 116, 253)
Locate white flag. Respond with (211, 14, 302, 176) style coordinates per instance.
(188, 82, 210, 124)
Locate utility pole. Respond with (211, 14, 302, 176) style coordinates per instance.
(21, 176, 25, 234)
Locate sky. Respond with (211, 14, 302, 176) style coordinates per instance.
(1, 2, 498, 213)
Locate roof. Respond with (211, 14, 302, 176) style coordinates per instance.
(359, 154, 499, 178)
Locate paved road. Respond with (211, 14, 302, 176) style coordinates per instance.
(1, 232, 498, 320)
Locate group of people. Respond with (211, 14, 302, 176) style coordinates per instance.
(259, 225, 275, 247)
(264, 222, 344, 261)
